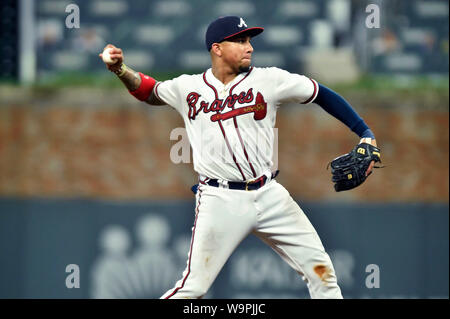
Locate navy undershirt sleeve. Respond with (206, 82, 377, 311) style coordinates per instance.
(313, 83, 375, 139)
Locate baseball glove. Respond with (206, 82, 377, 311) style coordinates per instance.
(328, 142, 382, 192)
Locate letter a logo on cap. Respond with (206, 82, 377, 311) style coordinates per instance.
(238, 17, 247, 28)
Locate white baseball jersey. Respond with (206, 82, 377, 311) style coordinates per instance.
(153, 67, 318, 181)
(155, 66, 343, 299)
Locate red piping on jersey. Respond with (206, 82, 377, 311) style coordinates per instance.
(165, 187, 203, 299)
(302, 78, 318, 104)
(228, 67, 253, 93)
(203, 71, 246, 181)
(228, 67, 257, 178)
(202, 71, 219, 98)
(218, 121, 246, 181)
(154, 82, 162, 101)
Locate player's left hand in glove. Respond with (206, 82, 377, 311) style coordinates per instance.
(328, 141, 382, 192)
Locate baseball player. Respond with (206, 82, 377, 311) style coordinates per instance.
(100, 16, 381, 299)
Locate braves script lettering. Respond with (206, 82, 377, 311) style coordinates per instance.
(187, 89, 266, 121)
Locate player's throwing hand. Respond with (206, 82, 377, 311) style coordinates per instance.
(99, 44, 124, 73)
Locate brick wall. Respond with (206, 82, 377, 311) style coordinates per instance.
(0, 87, 448, 202)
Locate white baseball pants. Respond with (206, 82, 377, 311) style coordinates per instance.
(161, 180, 343, 299)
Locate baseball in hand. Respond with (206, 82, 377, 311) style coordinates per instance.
(102, 48, 118, 65)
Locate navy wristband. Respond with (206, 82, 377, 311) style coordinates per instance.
(361, 128, 375, 139)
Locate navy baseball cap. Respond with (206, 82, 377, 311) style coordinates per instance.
(205, 16, 264, 51)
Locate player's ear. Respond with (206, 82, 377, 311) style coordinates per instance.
(211, 43, 222, 57)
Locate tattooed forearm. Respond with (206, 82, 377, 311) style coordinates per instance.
(117, 65, 141, 91)
(113, 63, 165, 105)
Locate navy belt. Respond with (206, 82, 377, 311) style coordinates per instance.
(192, 170, 279, 194)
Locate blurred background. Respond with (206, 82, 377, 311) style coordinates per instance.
(0, 0, 448, 299)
